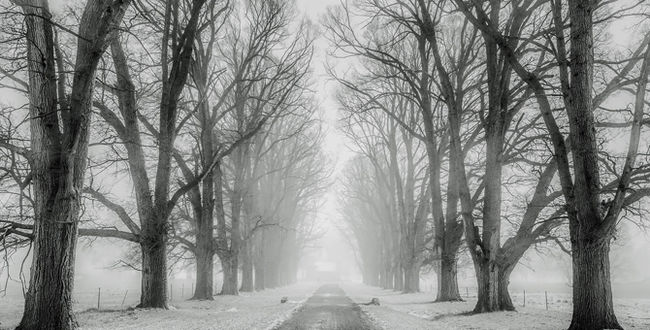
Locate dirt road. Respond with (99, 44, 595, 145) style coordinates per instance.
(276, 284, 378, 330)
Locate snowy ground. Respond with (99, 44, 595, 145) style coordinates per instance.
(2, 281, 649, 329)
(0, 282, 320, 330)
(341, 282, 650, 330)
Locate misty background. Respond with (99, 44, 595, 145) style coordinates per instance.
(1, 0, 649, 302)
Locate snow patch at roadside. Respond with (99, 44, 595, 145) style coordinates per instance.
(265, 298, 308, 330)
(341, 281, 650, 330)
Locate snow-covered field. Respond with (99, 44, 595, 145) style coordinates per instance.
(341, 282, 650, 330)
(0, 282, 319, 330)
(2, 281, 649, 329)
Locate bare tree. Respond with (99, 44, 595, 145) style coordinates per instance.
(453, 0, 650, 326)
(163, 0, 316, 297)
(338, 84, 431, 292)
(84, 0, 211, 308)
(0, 0, 132, 328)
(247, 116, 329, 290)
(326, 0, 460, 299)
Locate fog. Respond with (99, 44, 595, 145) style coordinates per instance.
(1, 0, 650, 329)
(1, 0, 648, 300)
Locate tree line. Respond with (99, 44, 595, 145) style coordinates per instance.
(329, 0, 650, 329)
(0, 0, 328, 329)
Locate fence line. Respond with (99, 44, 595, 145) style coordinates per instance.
(417, 285, 572, 310)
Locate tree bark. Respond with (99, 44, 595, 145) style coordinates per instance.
(139, 228, 168, 308)
(220, 254, 239, 295)
(473, 126, 506, 313)
(17, 4, 77, 328)
(497, 264, 516, 311)
(473, 259, 499, 313)
(189, 54, 217, 299)
(416, 32, 464, 302)
(17, 0, 130, 328)
(18, 199, 79, 330)
(568, 239, 621, 329)
(144, 0, 207, 307)
(436, 253, 462, 301)
(437, 156, 463, 301)
(240, 241, 254, 292)
(565, 1, 622, 328)
(192, 231, 214, 300)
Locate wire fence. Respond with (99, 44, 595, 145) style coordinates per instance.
(419, 284, 572, 311)
(2, 282, 574, 313)
(77, 279, 230, 310)
(1, 279, 221, 313)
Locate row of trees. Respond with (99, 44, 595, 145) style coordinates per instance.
(331, 0, 650, 329)
(339, 96, 432, 294)
(0, 0, 328, 329)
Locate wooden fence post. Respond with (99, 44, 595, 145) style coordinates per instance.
(545, 291, 548, 310)
(121, 290, 129, 309)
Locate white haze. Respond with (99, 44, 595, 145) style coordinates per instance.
(1, 0, 649, 302)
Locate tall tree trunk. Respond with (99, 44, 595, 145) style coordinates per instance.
(220, 254, 239, 295)
(393, 262, 404, 291)
(473, 127, 505, 313)
(19, 200, 80, 330)
(437, 253, 462, 301)
(17, 1, 129, 328)
(419, 45, 453, 302)
(403, 262, 420, 293)
(193, 246, 214, 300)
(240, 241, 254, 292)
(254, 262, 265, 291)
(568, 238, 620, 329)
(382, 263, 394, 289)
(416, 0, 468, 304)
(262, 226, 279, 288)
(139, 225, 168, 308)
(192, 83, 216, 300)
(438, 151, 463, 301)
(192, 226, 214, 300)
(145, 0, 207, 308)
(223, 144, 244, 294)
(18, 5, 78, 328)
(497, 264, 516, 311)
(439, 113, 463, 302)
(254, 234, 265, 291)
(566, 0, 622, 328)
(473, 259, 499, 313)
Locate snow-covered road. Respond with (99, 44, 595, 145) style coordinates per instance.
(275, 284, 377, 330)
